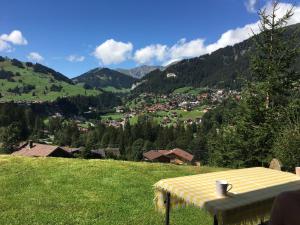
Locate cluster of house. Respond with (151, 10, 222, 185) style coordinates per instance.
(11, 141, 197, 166)
(11, 141, 120, 159)
(143, 148, 196, 165)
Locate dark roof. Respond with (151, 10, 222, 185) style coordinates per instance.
(62, 147, 82, 153)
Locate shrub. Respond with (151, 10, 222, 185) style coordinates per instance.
(11, 59, 24, 68)
(0, 69, 14, 80)
(25, 62, 33, 67)
(50, 84, 63, 92)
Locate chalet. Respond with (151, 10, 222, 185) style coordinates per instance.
(12, 141, 72, 158)
(116, 106, 124, 113)
(166, 148, 194, 165)
(166, 73, 177, 78)
(143, 148, 194, 165)
(143, 150, 171, 163)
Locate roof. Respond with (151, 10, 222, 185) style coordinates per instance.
(62, 147, 81, 153)
(143, 148, 194, 162)
(12, 143, 65, 157)
(167, 148, 194, 162)
(143, 150, 167, 161)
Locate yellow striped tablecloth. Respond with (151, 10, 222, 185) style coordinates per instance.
(154, 167, 300, 225)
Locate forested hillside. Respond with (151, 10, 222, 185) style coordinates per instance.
(73, 67, 137, 90)
(134, 23, 300, 94)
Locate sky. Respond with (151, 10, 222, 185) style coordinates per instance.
(0, 0, 300, 78)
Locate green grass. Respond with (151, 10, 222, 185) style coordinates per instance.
(173, 86, 194, 94)
(0, 61, 100, 102)
(0, 155, 224, 225)
(102, 86, 130, 93)
(173, 87, 208, 95)
(129, 115, 138, 125)
(101, 113, 124, 121)
(174, 109, 204, 120)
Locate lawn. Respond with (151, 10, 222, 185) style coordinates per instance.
(101, 113, 124, 121)
(173, 87, 208, 95)
(0, 155, 223, 225)
(101, 86, 130, 93)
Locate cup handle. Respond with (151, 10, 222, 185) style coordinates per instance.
(227, 184, 233, 192)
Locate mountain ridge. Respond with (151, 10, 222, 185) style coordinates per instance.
(72, 67, 138, 90)
(117, 65, 164, 79)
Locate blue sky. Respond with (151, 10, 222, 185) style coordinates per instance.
(0, 0, 299, 77)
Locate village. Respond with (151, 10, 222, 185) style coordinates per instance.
(100, 88, 241, 128)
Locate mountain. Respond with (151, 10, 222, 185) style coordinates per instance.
(134, 23, 300, 94)
(0, 57, 100, 102)
(117, 65, 164, 79)
(73, 67, 138, 90)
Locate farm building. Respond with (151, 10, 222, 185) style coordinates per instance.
(12, 141, 72, 158)
(143, 148, 194, 165)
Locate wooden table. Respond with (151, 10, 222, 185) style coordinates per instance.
(154, 167, 300, 225)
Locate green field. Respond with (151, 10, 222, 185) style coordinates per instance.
(0, 155, 223, 225)
(101, 86, 130, 93)
(101, 113, 124, 121)
(0, 60, 100, 101)
(173, 86, 208, 95)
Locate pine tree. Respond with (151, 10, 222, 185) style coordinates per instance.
(238, 1, 300, 167)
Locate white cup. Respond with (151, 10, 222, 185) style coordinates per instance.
(216, 180, 233, 197)
(296, 167, 300, 176)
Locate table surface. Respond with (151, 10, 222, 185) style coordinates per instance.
(154, 167, 300, 221)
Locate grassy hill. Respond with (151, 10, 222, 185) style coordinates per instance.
(0, 155, 223, 225)
(0, 57, 100, 102)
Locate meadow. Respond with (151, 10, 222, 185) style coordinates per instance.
(0, 155, 223, 225)
(0, 60, 100, 102)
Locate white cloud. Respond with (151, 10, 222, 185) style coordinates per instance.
(206, 21, 260, 53)
(169, 38, 207, 59)
(67, 55, 85, 62)
(0, 39, 12, 52)
(133, 44, 167, 64)
(90, 2, 300, 67)
(245, 0, 257, 13)
(134, 39, 206, 65)
(0, 30, 28, 45)
(135, 2, 300, 66)
(93, 39, 133, 65)
(27, 52, 44, 62)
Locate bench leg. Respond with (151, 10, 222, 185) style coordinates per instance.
(165, 192, 171, 225)
(214, 215, 218, 225)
